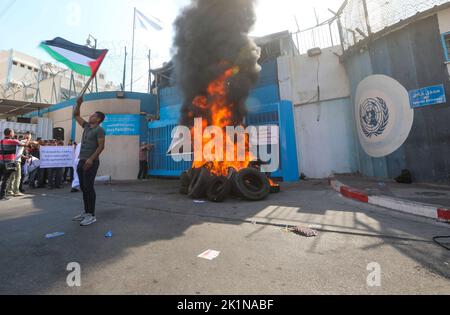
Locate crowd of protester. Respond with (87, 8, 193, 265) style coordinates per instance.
(1, 126, 154, 203)
(0, 128, 80, 201)
(27, 139, 79, 191)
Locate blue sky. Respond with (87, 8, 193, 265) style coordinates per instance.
(0, 0, 343, 91)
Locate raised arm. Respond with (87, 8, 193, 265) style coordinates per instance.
(74, 97, 88, 127)
(19, 133, 36, 147)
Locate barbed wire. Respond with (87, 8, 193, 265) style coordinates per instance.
(340, 0, 449, 49)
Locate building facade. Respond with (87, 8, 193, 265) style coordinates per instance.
(0, 50, 116, 104)
(344, 4, 450, 183)
(24, 92, 157, 180)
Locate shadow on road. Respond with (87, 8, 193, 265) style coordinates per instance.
(0, 178, 448, 294)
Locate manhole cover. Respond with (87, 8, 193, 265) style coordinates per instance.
(415, 192, 447, 197)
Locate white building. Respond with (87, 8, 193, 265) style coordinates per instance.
(0, 49, 117, 104)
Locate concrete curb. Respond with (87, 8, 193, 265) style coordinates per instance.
(329, 178, 450, 223)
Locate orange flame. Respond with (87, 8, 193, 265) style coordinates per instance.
(190, 65, 253, 176)
(189, 64, 276, 187)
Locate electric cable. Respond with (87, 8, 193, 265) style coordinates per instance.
(0, 0, 16, 19)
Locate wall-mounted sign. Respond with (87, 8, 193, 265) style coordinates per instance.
(355, 75, 414, 158)
(409, 84, 446, 108)
(102, 114, 141, 136)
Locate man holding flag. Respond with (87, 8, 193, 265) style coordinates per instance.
(41, 37, 108, 226)
(73, 96, 105, 226)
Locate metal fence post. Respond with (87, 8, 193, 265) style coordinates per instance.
(362, 0, 372, 36)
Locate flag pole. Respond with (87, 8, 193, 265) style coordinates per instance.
(122, 46, 127, 91)
(79, 76, 95, 97)
(130, 7, 136, 92)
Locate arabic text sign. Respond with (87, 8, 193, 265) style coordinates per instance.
(409, 84, 446, 108)
(102, 114, 141, 136)
(40, 146, 74, 169)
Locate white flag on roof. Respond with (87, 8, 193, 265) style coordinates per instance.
(135, 9, 163, 31)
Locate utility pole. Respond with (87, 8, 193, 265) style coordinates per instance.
(131, 7, 137, 92)
(35, 65, 42, 103)
(69, 71, 77, 100)
(313, 8, 319, 26)
(362, 0, 372, 36)
(147, 49, 151, 94)
(293, 16, 300, 54)
(122, 46, 127, 92)
(86, 34, 98, 93)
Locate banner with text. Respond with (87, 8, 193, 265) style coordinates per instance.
(102, 114, 141, 136)
(40, 146, 74, 169)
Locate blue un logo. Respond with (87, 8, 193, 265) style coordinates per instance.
(360, 97, 389, 138)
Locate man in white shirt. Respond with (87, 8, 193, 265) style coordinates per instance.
(26, 155, 41, 187)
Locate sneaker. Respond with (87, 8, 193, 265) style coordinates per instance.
(72, 213, 86, 222)
(71, 188, 80, 193)
(80, 214, 97, 226)
(13, 192, 25, 197)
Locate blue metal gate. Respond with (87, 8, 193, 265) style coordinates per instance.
(148, 59, 299, 181)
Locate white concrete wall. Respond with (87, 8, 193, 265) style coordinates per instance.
(45, 107, 73, 143)
(46, 98, 142, 181)
(278, 47, 357, 178)
(293, 99, 358, 179)
(438, 7, 450, 75)
(278, 46, 350, 105)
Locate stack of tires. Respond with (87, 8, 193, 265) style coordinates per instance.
(180, 167, 279, 202)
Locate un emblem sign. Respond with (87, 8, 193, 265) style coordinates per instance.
(360, 97, 389, 138)
(355, 75, 414, 158)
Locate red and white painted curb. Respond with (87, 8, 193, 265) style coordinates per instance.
(329, 178, 450, 223)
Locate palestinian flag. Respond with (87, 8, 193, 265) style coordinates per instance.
(40, 37, 108, 77)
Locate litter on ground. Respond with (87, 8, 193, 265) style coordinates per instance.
(198, 250, 221, 261)
(45, 232, 65, 239)
(289, 226, 318, 237)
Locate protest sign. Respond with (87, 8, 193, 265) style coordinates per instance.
(40, 146, 74, 169)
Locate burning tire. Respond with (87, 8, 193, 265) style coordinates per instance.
(179, 171, 191, 195)
(188, 167, 211, 199)
(227, 168, 242, 197)
(270, 184, 281, 194)
(206, 176, 231, 202)
(188, 167, 201, 179)
(233, 168, 270, 201)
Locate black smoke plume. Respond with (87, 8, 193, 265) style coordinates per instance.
(173, 0, 261, 128)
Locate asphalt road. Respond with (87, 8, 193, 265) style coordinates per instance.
(0, 179, 449, 294)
